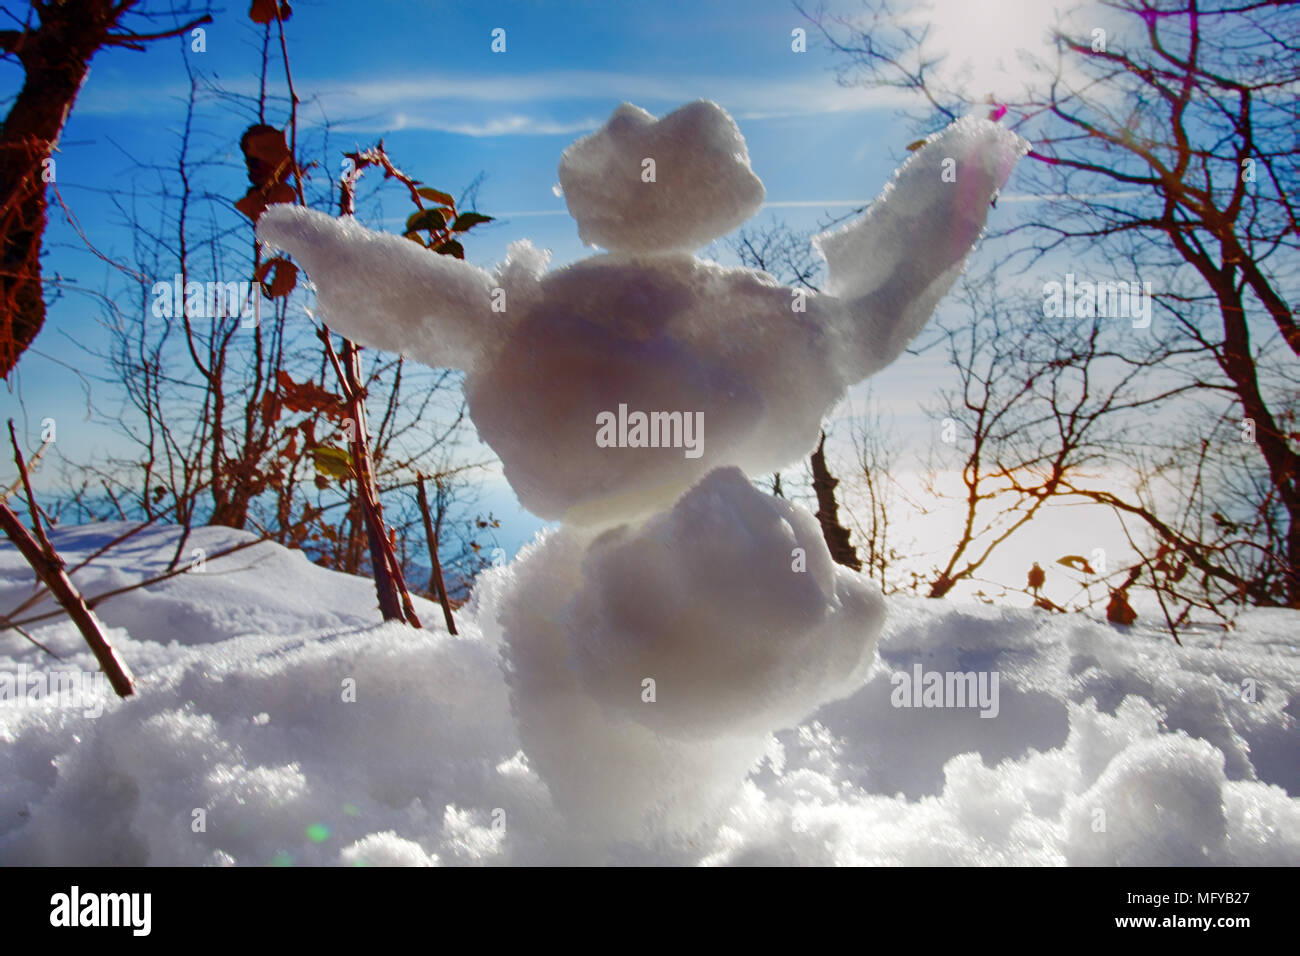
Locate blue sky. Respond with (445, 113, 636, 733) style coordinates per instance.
(1, 0, 927, 545)
(2, 0, 1135, 584)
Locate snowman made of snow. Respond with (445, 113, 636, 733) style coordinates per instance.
(258, 101, 1027, 843)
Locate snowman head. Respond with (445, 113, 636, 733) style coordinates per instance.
(557, 100, 765, 255)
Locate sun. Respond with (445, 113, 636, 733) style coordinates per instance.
(903, 0, 1072, 101)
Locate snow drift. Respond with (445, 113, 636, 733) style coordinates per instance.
(0, 524, 1295, 865)
(10, 100, 1281, 867)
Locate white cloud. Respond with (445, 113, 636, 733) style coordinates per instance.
(75, 69, 905, 135)
(308, 70, 898, 113)
(362, 113, 602, 137)
(303, 71, 907, 135)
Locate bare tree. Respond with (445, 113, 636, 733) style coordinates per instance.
(843, 394, 909, 592)
(33, 4, 493, 622)
(802, 0, 1299, 605)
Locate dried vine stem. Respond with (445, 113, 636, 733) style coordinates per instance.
(416, 473, 457, 635)
(1, 420, 134, 697)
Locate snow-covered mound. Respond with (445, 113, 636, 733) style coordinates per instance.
(1, 523, 1295, 865)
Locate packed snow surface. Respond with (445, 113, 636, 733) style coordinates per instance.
(1, 523, 1296, 865)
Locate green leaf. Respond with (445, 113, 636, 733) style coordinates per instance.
(451, 212, 494, 232)
(416, 187, 456, 207)
(309, 446, 353, 481)
(405, 208, 447, 233)
(433, 239, 465, 259)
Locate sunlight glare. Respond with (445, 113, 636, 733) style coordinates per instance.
(905, 0, 1071, 101)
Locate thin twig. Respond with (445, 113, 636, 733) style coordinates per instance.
(0, 533, 273, 633)
(417, 472, 457, 635)
(0, 433, 50, 504)
(9, 420, 46, 551)
(0, 504, 134, 696)
(2, 419, 133, 694)
(0, 607, 63, 660)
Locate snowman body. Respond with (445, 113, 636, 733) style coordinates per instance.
(257, 100, 1028, 845)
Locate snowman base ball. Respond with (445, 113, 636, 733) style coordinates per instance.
(480, 467, 884, 841)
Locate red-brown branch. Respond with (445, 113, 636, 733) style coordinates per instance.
(417, 473, 458, 635)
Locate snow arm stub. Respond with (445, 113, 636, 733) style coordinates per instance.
(256, 204, 503, 371)
(814, 116, 1031, 384)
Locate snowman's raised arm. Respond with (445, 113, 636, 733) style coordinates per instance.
(256, 205, 500, 371)
(815, 117, 1030, 383)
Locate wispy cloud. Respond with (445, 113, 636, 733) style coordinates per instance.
(75, 68, 904, 135)
(399, 189, 1143, 224)
(763, 199, 870, 208)
(995, 191, 1147, 203)
(308, 72, 904, 138)
(368, 113, 602, 137)
(304, 70, 897, 114)
(759, 193, 1153, 209)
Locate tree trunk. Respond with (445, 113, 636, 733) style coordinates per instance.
(0, 2, 133, 376)
(810, 432, 862, 572)
(1212, 284, 1299, 606)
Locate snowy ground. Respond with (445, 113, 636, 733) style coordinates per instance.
(0, 522, 1295, 866)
